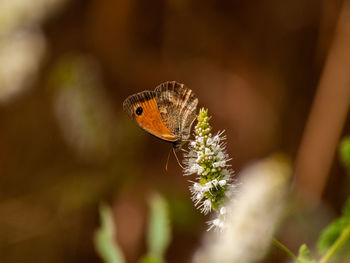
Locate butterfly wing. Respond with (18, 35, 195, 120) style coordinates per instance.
(123, 91, 178, 142)
(154, 81, 198, 145)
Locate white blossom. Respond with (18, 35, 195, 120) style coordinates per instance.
(192, 154, 291, 263)
(183, 109, 235, 231)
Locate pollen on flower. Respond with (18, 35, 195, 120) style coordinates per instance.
(183, 108, 235, 231)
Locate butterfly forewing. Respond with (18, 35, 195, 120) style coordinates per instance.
(123, 91, 178, 142)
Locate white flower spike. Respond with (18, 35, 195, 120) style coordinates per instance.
(183, 108, 235, 231)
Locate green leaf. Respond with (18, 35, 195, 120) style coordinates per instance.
(339, 136, 350, 172)
(94, 204, 125, 263)
(296, 244, 316, 263)
(147, 193, 172, 261)
(138, 255, 163, 263)
(317, 217, 350, 257)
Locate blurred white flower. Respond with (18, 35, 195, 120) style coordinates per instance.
(0, 29, 45, 103)
(192, 154, 291, 263)
(0, 0, 67, 37)
(0, 0, 68, 103)
(50, 55, 115, 162)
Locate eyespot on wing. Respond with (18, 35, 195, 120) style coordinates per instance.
(123, 91, 178, 142)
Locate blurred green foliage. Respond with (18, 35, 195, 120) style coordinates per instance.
(317, 198, 350, 258)
(138, 255, 163, 263)
(315, 138, 350, 259)
(146, 193, 172, 262)
(94, 204, 126, 263)
(340, 136, 350, 174)
(95, 194, 171, 263)
(276, 137, 350, 263)
(296, 244, 316, 263)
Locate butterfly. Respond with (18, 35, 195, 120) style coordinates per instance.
(123, 81, 199, 151)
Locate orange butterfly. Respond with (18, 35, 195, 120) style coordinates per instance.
(123, 81, 199, 151)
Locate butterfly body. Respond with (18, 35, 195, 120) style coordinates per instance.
(123, 81, 198, 150)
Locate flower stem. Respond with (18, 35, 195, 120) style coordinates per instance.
(319, 222, 350, 263)
(272, 238, 298, 261)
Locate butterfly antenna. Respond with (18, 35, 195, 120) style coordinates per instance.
(165, 147, 172, 171)
(173, 147, 185, 169)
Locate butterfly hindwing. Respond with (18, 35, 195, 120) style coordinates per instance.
(154, 81, 198, 144)
(123, 91, 178, 142)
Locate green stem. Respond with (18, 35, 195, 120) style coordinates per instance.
(272, 238, 298, 261)
(319, 223, 350, 263)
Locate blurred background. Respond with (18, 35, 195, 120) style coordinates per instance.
(1, 0, 350, 262)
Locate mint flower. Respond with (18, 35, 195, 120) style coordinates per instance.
(183, 108, 235, 231)
(192, 154, 291, 263)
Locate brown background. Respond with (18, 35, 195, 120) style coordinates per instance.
(1, 0, 349, 262)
